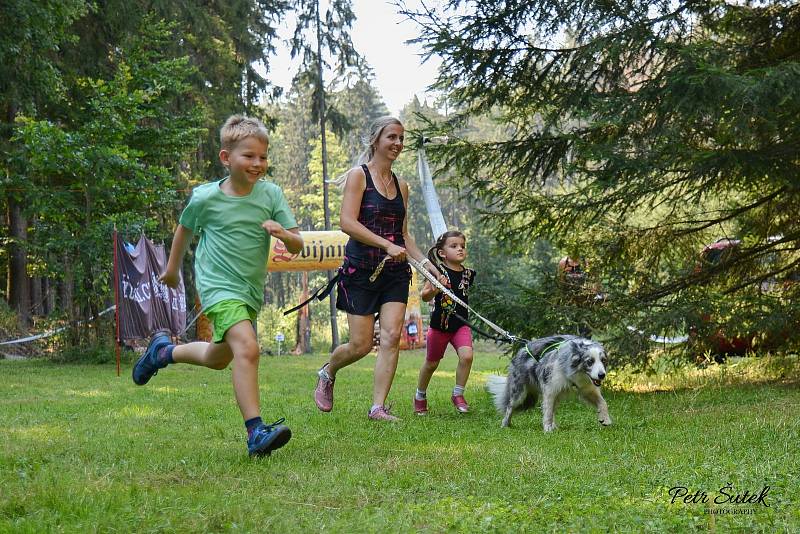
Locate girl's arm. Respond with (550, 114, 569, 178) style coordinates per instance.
(339, 167, 405, 261)
(420, 280, 439, 302)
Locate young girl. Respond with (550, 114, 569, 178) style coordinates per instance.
(414, 230, 476, 414)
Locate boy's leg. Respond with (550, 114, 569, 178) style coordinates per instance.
(172, 341, 233, 369)
(133, 334, 235, 386)
(224, 320, 261, 421)
(224, 319, 291, 456)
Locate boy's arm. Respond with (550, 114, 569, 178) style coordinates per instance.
(262, 222, 303, 254)
(160, 224, 193, 288)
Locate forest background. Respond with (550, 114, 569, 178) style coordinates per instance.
(1, 0, 798, 367)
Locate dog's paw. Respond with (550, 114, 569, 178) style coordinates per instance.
(543, 423, 557, 432)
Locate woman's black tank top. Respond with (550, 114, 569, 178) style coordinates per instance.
(343, 164, 406, 272)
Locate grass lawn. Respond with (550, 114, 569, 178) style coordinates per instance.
(1, 348, 798, 532)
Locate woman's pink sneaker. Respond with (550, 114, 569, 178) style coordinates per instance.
(451, 395, 470, 413)
(413, 397, 428, 415)
(368, 405, 400, 422)
(314, 365, 335, 412)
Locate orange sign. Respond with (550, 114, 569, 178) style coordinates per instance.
(268, 231, 349, 272)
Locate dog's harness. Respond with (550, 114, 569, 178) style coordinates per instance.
(536, 340, 569, 359)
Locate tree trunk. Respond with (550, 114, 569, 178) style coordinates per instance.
(62, 252, 75, 320)
(292, 272, 312, 354)
(316, 1, 339, 350)
(30, 276, 42, 317)
(7, 195, 30, 327)
(45, 276, 55, 315)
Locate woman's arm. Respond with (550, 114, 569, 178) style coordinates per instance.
(398, 179, 444, 280)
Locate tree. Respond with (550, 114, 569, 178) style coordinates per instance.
(12, 19, 205, 344)
(1, 0, 89, 326)
(290, 0, 361, 349)
(403, 1, 800, 359)
(331, 75, 390, 161)
(2, 1, 290, 331)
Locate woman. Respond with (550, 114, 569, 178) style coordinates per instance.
(313, 116, 444, 421)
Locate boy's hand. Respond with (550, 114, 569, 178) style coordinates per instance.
(262, 220, 286, 237)
(159, 270, 180, 289)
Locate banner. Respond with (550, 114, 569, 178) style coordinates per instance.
(116, 234, 186, 339)
(268, 230, 349, 272)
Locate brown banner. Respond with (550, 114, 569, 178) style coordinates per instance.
(116, 235, 186, 339)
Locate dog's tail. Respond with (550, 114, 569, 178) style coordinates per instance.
(485, 375, 508, 413)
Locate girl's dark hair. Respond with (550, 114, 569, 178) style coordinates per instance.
(427, 230, 466, 269)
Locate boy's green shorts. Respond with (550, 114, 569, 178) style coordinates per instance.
(204, 300, 257, 343)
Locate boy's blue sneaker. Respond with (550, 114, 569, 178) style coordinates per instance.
(248, 418, 292, 457)
(132, 331, 172, 385)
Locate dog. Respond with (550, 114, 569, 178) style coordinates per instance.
(486, 335, 612, 431)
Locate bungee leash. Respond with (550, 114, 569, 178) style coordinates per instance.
(406, 256, 526, 345)
(282, 255, 530, 348)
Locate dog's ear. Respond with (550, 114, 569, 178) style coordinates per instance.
(570, 344, 584, 368)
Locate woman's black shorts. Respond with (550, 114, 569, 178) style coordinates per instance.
(336, 262, 411, 316)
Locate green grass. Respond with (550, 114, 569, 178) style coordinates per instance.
(1, 349, 798, 533)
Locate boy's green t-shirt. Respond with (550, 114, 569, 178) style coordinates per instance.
(179, 178, 298, 313)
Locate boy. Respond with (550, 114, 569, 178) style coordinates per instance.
(132, 115, 303, 457)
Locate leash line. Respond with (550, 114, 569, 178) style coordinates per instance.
(407, 256, 523, 344)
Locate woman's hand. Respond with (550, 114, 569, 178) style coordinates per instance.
(385, 243, 406, 262)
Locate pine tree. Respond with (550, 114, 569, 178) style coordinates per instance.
(290, 0, 362, 349)
(403, 1, 800, 359)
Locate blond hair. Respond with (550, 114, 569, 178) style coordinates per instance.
(220, 114, 269, 151)
(329, 116, 404, 186)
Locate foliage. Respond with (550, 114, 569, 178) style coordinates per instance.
(0, 0, 89, 120)
(289, 0, 360, 128)
(59, 0, 290, 180)
(330, 76, 390, 161)
(10, 20, 205, 337)
(1, 353, 798, 531)
(402, 0, 800, 360)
